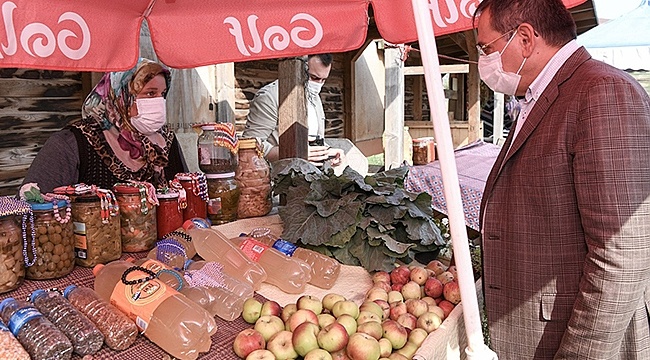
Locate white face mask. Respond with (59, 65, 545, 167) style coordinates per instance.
(130, 97, 167, 135)
(307, 80, 324, 96)
(478, 32, 527, 96)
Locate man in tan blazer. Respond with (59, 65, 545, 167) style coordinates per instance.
(475, 0, 650, 358)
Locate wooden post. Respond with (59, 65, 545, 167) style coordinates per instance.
(413, 76, 423, 122)
(278, 58, 308, 160)
(215, 62, 235, 124)
(384, 46, 405, 169)
(465, 30, 481, 144)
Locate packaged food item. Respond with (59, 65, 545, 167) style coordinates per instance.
(30, 289, 104, 356)
(93, 260, 215, 360)
(63, 285, 138, 351)
(197, 123, 239, 174)
(155, 190, 184, 239)
(0, 297, 73, 360)
(183, 218, 267, 290)
(67, 187, 121, 267)
(172, 173, 208, 221)
(26, 197, 75, 280)
(229, 234, 312, 294)
(235, 138, 272, 218)
(412, 137, 436, 165)
(248, 227, 341, 289)
(0, 319, 30, 360)
(206, 173, 240, 225)
(0, 196, 33, 294)
(113, 182, 158, 252)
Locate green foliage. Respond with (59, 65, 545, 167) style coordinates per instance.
(272, 159, 445, 272)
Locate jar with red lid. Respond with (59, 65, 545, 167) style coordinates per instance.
(113, 183, 157, 252)
(155, 191, 183, 239)
(173, 173, 208, 221)
(70, 191, 121, 267)
(26, 199, 75, 280)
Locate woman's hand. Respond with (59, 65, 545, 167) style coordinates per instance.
(308, 146, 344, 167)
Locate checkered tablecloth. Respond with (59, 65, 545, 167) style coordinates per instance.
(405, 141, 501, 231)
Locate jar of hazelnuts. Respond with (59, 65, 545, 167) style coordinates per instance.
(0, 196, 34, 294)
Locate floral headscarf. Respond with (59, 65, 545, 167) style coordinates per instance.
(72, 58, 174, 187)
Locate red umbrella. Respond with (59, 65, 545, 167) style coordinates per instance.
(0, 0, 586, 70)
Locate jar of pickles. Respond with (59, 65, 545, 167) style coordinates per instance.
(113, 183, 157, 252)
(0, 197, 33, 294)
(197, 123, 239, 174)
(155, 190, 183, 239)
(235, 138, 272, 218)
(206, 173, 240, 225)
(26, 199, 75, 280)
(173, 173, 208, 221)
(70, 190, 121, 267)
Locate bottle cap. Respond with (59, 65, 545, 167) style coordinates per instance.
(92, 264, 105, 277)
(183, 218, 211, 230)
(63, 285, 77, 298)
(0, 298, 15, 312)
(29, 289, 47, 302)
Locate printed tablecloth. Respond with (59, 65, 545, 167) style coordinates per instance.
(405, 141, 501, 231)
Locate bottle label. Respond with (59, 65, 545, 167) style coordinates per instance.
(239, 238, 268, 262)
(74, 221, 88, 259)
(110, 267, 179, 332)
(198, 146, 210, 165)
(207, 198, 222, 214)
(8, 306, 42, 336)
(272, 239, 297, 256)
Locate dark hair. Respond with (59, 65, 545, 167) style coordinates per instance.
(473, 0, 576, 47)
(309, 53, 333, 67)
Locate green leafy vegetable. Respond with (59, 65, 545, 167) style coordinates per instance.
(272, 159, 445, 272)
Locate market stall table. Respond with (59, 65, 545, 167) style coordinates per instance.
(405, 140, 501, 232)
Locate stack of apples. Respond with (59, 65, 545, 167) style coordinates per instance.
(232, 259, 460, 360)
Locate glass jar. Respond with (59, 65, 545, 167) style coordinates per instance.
(156, 191, 183, 239)
(0, 215, 24, 294)
(71, 193, 121, 267)
(206, 173, 240, 225)
(197, 123, 238, 174)
(235, 138, 272, 219)
(174, 173, 208, 221)
(412, 137, 436, 165)
(113, 184, 157, 252)
(26, 200, 75, 280)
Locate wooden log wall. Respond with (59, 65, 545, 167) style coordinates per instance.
(0, 69, 83, 196)
(234, 54, 346, 138)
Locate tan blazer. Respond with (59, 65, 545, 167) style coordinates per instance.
(480, 47, 650, 359)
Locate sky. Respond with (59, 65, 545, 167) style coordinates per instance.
(593, 0, 644, 20)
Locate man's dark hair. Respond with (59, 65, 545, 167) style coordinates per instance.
(473, 0, 576, 47)
(309, 53, 333, 67)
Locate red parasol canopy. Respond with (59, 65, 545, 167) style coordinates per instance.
(0, 0, 586, 71)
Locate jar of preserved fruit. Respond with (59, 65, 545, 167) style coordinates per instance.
(197, 123, 239, 174)
(155, 190, 183, 239)
(26, 198, 75, 280)
(235, 138, 272, 219)
(70, 190, 121, 267)
(412, 137, 436, 165)
(113, 183, 157, 252)
(173, 173, 208, 221)
(0, 197, 34, 294)
(206, 173, 240, 225)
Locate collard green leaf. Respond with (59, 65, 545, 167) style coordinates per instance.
(401, 214, 445, 246)
(348, 233, 396, 272)
(330, 244, 361, 267)
(367, 204, 407, 225)
(367, 226, 414, 255)
(327, 223, 358, 247)
(306, 192, 361, 218)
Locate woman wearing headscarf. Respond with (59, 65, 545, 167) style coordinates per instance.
(23, 58, 187, 192)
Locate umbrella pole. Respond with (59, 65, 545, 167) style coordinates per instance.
(410, 0, 497, 359)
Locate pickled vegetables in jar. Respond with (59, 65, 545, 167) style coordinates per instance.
(114, 183, 158, 252)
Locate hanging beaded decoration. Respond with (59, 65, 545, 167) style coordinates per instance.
(164, 230, 193, 243)
(184, 262, 226, 289)
(155, 238, 188, 269)
(0, 196, 37, 267)
(168, 179, 188, 210)
(175, 173, 208, 202)
(43, 193, 71, 224)
(96, 188, 119, 224)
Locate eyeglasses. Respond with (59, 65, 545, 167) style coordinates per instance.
(476, 28, 517, 56)
(307, 72, 328, 83)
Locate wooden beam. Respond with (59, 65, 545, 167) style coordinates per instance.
(215, 62, 235, 124)
(412, 76, 423, 122)
(404, 64, 469, 76)
(278, 58, 308, 160)
(384, 47, 405, 169)
(464, 29, 481, 144)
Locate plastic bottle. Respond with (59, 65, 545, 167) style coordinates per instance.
(30, 289, 104, 356)
(63, 285, 138, 351)
(0, 297, 73, 360)
(184, 259, 255, 320)
(93, 260, 215, 360)
(228, 234, 312, 294)
(248, 227, 341, 289)
(0, 319, 30, 360)
(147, 237, 192, 270)
(182, 219, 267, 291)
